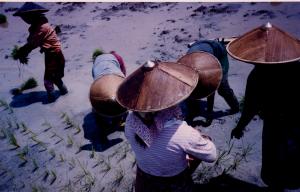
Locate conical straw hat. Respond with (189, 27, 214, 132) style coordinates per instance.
(227, 22, 300, 64)
(116, 61, 198, 112)
(90, 74, 127, 117)
(178, 52, 222, 99)
(13, 2, 49, 16)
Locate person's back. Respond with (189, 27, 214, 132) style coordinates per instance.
(27, 16, 61, 53)
(125, 107, 216, 177)
(183, 39, 239, 126)
(92, 53, 125, 80)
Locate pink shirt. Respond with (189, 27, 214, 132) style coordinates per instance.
(125, 107, 217, 177)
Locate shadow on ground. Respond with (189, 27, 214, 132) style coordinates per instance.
(9, 90, 61, 107)
(82, 111, 125, 152)
(194, 174, 267, 192)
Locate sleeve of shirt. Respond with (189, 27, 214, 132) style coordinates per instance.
(184, 126, 217, 163)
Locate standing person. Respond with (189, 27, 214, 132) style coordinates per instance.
(89, 50, 127, 144)
(229, 23, 300, 191)
(117, 61, 217, 192)
(180, 39, 239, 126)
(13, 2, 68, 102)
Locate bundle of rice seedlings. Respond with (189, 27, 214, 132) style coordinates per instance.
(92, 48, 104, 63)
(20, 77, 38, 91)
(0, 13, 7, 24)
(10, 77, 38, 95)
(11, 45, 20, 60)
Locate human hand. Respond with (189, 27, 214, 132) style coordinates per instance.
(231, 127, 244, 139)
(19, 56, 28, 64)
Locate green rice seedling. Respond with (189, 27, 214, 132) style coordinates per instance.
(17, 146, 29, 167)
(99, 159, 112, 176)
(107, 149, 119, 161)
(59, 154, 65, 162)
(50, 170, 57, 185)
(20, 122, 28, 133)
(50, 131, 64, 144)
(66, 135, 73, 148)
(32, 159, 39, 173)
(6, 118, 12, 129)
(27, 128, 37, 138)
(0, 13, 7, 24)
(93, 154, 105, 168)
(31, 185, 39, 192)
(49, 149, 56, 160)
(7, 131, 20, 149)
(75, 142, 82, 154)
(0, 99, 13, 113)
(60, 112, 74, 129)
(0, 128, 7, 139)
(11, 78, 38, 95)
(31, 136, 46, 149)
(41, 120, 52, 132)
(20, 77, 38, 91)
(90, 146, 95, 159)
(68, 158, 76, 170)
(116, 146, 127, 162)
(77, 160, 96, 191)
(60, 180, 74, 192)
(42, 170, 49, 182)
(92, 48, 104, 63)
(111, 168, 124, 187)
(10, 45, 20, 61)
(74, 124, 81, 135)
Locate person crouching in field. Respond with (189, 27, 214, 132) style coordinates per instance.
(13, 2, 68, 102)
(90, 50, 127, 144)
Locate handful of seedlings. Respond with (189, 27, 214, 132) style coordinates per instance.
(10, 77, 38, 95)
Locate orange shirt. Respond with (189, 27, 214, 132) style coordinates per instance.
(28, 22, 61, 53)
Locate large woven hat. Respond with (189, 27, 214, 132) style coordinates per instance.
(178, 52, 222, 99)
(227, 22, 300, 64)
(116, 61, 199, 112)
(13, 2, 49, 16)
(90, 74, 127, 117)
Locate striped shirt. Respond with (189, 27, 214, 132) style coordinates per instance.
(125, 110, 217, 177)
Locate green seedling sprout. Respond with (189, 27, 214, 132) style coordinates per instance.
(42, 120, 52, 132)
(74, 124, 81, 135)
(75, 142, 82, 154)
(59, 154, 65, 162)
(11, 77, 38, 95)
(17, 146, 29, 167)
(90, 146, 95, 159)
(77, 159, 95, 191)
(112, 168, 124, 188)
(66, 135, 73, 148)
(68, 158, 76, 170)
(50, 170, 57, 185)
(10, 45, 19, 61)
(0, 99, 13, 113)
(92, 48, 104, 63)
(0, 128, 7, 139)
(49, 149, 56, 160)
(32, 159, 39, 173)
(7, 132, 20, 149)
(93, 154, 105, 168)
(42, 170, 50, 182)
(31, 136, 46, 149)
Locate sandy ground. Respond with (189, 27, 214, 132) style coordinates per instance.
(1, 2, 300, 192)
